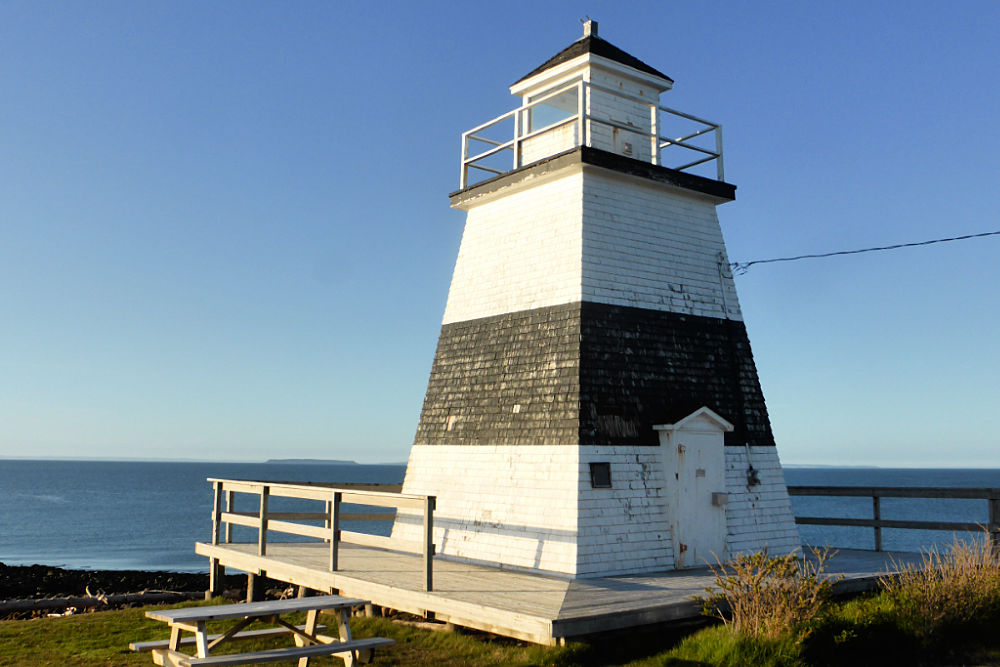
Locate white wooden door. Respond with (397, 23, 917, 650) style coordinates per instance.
(664, 429, 726, 569)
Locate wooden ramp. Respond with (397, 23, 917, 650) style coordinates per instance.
(195, 541, 922, 645)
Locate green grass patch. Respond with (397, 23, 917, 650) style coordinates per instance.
(9, 539, 1000, 667)
(1, 603, 169, 666)
(0, 599, 584, 666)
(685, 535, 1000, 666)
(632, 624, 805, 667)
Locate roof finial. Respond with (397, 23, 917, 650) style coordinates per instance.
(581, 17, 597, 38)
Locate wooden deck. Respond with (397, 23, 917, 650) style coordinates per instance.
(195, 541, 924, 645)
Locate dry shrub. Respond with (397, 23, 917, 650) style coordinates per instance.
(703, 548, 838, 641)
(880, 532, 1000, 638)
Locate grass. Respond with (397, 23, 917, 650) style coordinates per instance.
(692, 534, 1000, 666)
(7, 538, 1000, 666)
(629, 625, 805, 667)
(1, 602, 165, 666)
(0, 599, 586, 666)
(0, 604, 703, 667)
(880, 534, 1000, 639)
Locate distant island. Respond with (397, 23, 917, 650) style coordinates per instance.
(265, 458, 359, 465)
(784, 464, 881, 469)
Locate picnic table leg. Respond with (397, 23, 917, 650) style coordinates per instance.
(168, 626, 181, 652)
(195, 621, 210, 659)
(296, 609, 320, 667)
(337, 608, 357, 667)
(152, 625, 185, 667)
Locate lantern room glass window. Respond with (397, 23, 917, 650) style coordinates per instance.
(527, 86, 579, 133)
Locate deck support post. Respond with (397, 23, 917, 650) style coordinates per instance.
(423, 496, 436, 592)
(258, 486, 270, 557)
(211, 481, 223, 545)
(247, 573, 263, 603)
(208, 481, 226, 599)
(208, 559, 225, 599)
(329, 491, 342, 572)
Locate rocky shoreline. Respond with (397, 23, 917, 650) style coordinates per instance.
(0, 562, 290, 618)
(1, 562, 222, 600)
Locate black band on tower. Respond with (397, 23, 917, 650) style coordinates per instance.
(415, 302, 774, 447)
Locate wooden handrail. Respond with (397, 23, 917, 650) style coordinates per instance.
(788, 485, 1000, 553)
(207, 478, 436, 591)
(788, 486, 1000, 499)
(207, 479, 402, 492)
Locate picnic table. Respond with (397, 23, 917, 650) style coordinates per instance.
(129, 595, 393, 666)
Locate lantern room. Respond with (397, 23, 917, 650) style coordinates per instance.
(459, 20, 724, 189)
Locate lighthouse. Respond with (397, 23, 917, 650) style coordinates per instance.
(392, 22, 800, 577)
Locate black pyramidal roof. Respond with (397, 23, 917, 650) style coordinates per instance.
(513, 34, 673, 86)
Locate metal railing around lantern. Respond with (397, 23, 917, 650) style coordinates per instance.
(459, 79, 724, 189)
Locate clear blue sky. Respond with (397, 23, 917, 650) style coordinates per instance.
(1, 1, 997, 466)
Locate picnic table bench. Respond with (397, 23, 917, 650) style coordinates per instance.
(130, 595, 393, 666)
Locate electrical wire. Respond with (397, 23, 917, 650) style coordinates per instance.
(730, 230, 1000, 275)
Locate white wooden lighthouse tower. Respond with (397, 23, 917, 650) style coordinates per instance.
(393, 22, 800, 577)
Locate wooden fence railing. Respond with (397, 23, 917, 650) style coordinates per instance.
(205, 479, 437, 590)
(788, 486, 1000, 552)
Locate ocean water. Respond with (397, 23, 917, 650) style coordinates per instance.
(0, 460, 405, 573)
(0, 460, 997, 573)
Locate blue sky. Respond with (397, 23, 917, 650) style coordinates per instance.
(1, 1, 997, 466)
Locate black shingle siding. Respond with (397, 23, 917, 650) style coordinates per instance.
(413, 302, 774, 447)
